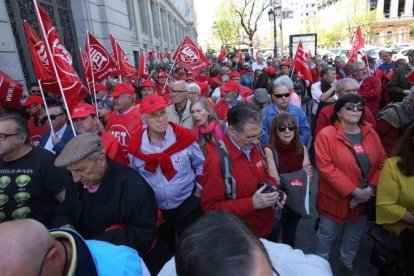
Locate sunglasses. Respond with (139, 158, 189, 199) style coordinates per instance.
(277, 124, 295, 132)
(230, 77, 239, 80)
(50, 113, 64, 120)
(273, 93, 290, 99)
(344, 102, 363, 111)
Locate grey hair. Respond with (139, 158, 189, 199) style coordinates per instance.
(336, 78, 358, 94)
(273, 75, 293, 91)
(351, 61, 365, 72)
(190, 97, 220, 122)
(0, 112, 30, 143)
(227, 103, 263, 132)
(272, 82, 290, 94)
(187, 82, 201, 94)
(170, 80, 188, 91)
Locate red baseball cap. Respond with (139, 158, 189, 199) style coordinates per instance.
(229, 71, 240, 78)
(158, 72, 167, 78)
(140, 80, 156, 88)
(280, 61, 290, 68)
(95, 84, 107, 92)
(140, 93, 168, 114)
(111, 83, 135, 97)
(264, 67, 277, 76)
(72, 103, 96, 119)
(221, 81, 240, 94)
(21, 95, 44, 107)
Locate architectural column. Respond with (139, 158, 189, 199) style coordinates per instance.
(403, 0, 413, 17)
(376, 0, 384, 17)
(389, 0, 399, 18)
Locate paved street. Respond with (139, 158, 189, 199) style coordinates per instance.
(294, 172, 379, 276)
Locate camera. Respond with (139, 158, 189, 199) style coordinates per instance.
(258, 182, 285, 201)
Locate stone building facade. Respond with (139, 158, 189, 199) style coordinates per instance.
(0, 0, 197, 89)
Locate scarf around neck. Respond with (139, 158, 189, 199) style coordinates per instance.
(193, 120, 225, 142)
(128, 122, 196, 180)
(274, 135, 304, 174)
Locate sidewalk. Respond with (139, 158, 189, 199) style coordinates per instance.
(294, 172, 379, 276)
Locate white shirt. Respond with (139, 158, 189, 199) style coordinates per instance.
(310, 81, 323, 115)
(43, 124, 67, 154)
(252, 61, 266, 71)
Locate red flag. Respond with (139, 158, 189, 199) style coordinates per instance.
(85, 33, 119, 83)
(36, 3, 86, 112)
(138, 50, 149, 78)
(217, 46, 226, 62)
(347, 26, 364, 62)
(0, 71, 24, 108)
(293, 41, 313, 83)
(172, 35, 210, 74)
(78, 48, 91, 86)
(110, 35, 137, 78)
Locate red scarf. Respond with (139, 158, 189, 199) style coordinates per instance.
(274, 136, 304, 174)
(192, 120, 225, 142)
(128, 123, 196, 180)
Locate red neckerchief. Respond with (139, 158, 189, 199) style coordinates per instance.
(128, 122, 196, 180)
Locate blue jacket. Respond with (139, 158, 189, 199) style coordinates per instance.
(39, 124, 74, 155)
(261, 103, 310, 145)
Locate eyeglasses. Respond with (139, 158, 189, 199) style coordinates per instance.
(277, 125, 295, 132)
(356, 67, 366, 72)
(0, 133, 19, 141)
(273, 93, 290, 99)
(245, 130, 264, 140)
(344, 102, 364, 111)
(230, 77, 239, 80)
(171, 90, 188, 95)
(49, 113, 64, 120)
(343, 89, 358, 93)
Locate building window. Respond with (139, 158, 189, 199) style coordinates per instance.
(169, 15, 175, 44)
(160, 7, 167, 42)
(139, 0, 150, 35)
(151, 1, 160, 38)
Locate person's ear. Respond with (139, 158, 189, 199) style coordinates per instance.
(41, 244, 61, 275)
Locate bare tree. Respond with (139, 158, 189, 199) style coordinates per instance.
(232, 0, 270, 55)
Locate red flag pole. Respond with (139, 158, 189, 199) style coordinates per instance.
(37, 80, 55, 136)
(86, 31, 99, 115)
(33, 0, 76, 136)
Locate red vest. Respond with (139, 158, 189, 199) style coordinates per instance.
(27, 118, 50, 147)
(105, 107, 142, 151)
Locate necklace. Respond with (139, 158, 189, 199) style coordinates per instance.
(57, 239, 69, 276)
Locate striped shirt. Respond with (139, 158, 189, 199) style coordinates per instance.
(129, 125, 204, 210)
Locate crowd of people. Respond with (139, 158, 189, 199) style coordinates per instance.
(0, 48, 413, 276)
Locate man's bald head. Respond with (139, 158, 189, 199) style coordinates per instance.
(0, 219, 53, 275)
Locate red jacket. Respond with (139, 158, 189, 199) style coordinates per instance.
(201, 135, 276, 238)
(315, 105, 376, 137)
(358, 76, 382, 117)
(310, 68, 320, 84)
(214, 97, 246, 121)
(375, 119, 397, 156)
(315, 121, 386, 223)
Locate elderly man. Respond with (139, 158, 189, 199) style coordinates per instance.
(0, 219, 149, 275)
(21, 95, 50, 146)
(315, 78, 376, 136)
(53, 132, 157, 258)
(351, 61, 382, 116)
(202, 103, 284, 239)
(0, 113, 67, 227)
(210, 66, 230, 90)
(274, 75, 302, 108)
(139, 80, 157, 99)
(229, 71, 253, 97)
(39, 103, 74, 155)
(387, 49, 414, 102)
(105, 83, 142, 151)
(261, 83, 310, 145)
(128, 94, 204, 250)
(376, 89, 414, 155)
(72, 103, 127, 164)
(214, 80, 245, 121)
(156, 71, 169, 96)
(166, 80, 194, 129)
(252, 53, 266, 71)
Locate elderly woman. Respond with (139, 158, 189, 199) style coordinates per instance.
(376, 124, 414, 275)
(190, 96, 225, 156)
(264, 113, 313, 247)
(274, 75, 302, 109)
(314, 93, 386, 274)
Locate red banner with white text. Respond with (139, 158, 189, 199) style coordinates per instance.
(172, 35, 210, 74)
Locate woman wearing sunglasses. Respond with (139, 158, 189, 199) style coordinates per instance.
(314, 93, 386, 275)
(264, 113, 313, 247)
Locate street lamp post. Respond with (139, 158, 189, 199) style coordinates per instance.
(268, 8, 277, 57)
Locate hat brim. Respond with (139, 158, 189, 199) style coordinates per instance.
(141, 103, 168, 114)
(111, 91, 134, 97)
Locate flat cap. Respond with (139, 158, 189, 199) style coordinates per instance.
(55, 132, 104, 167)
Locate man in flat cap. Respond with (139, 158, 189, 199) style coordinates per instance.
(105, 83, 142, 152)
(53, 132, 158, 260)
(387, 49, 414, 102)
(128, 93, 204, 252)
(72, 103, 128, 165)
